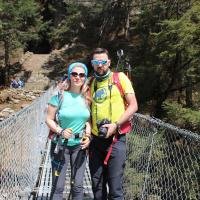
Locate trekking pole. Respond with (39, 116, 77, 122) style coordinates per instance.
(116, 49, 124, 71)
(124, 60, 132, 80)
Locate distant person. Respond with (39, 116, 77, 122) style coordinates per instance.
(10, 76, 19, 88)
(46, 62, 92, 200)
(17, 78, 24, 88)
(57, 74, 68, 91)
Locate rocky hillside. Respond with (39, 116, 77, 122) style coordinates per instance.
(0, 44, 90, 122)
(22, 53, 50, 90)
(0, 88, 43, 121)
(0, 51, 53, 121)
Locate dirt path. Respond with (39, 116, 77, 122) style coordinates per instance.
(22, 53, 51, 90)
(22, 54, 49, 71)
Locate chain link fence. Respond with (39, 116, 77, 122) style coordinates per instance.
(0, 87, 199, 200)
(0, 87, 54, 200)
(124, 113, 200, 200)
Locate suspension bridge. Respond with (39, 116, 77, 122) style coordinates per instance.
(0, 86, 199, 200)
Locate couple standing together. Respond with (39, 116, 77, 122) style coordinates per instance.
(46, 47, 138, 200)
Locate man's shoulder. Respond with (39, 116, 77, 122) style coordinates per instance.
(112, 71, 130, 84)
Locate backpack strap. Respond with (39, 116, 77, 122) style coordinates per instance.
(48, 91, 63, 140)
(57, 91, 63, 110)
(104, 134, 118, 165)
(104, 72, 124, 165)
(112, 72, 124, 97)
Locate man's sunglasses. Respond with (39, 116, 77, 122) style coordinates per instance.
(70, 72, 86, 78)
(91, 60, 108, 66)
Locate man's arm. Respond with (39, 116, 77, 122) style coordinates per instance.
(116, 93, 138, 126)
(105, 92, 138, 138)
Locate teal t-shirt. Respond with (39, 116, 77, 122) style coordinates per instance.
(48, 91, 90, 146)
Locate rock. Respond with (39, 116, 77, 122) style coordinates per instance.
(30, 96, 36, 100)
(2, 107, 15, 113)
(21, 103, 29, 109)
(0, 88, 44, 121)
(0, 92, 10, 103)
(12, 99, 20, 104)
(0, 107, 15, 120)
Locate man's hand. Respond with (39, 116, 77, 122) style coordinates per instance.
(102, 123, 118, 138)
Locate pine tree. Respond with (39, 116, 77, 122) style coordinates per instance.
(0, 0, 43, 84)
(152, 1, 200, 115)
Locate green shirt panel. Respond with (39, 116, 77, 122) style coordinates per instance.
(49, 91, 90, 146)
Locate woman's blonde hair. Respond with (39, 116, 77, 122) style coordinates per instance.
(59, 76, 91, 106)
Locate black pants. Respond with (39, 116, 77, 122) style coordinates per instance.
(89, 135, 126, 200)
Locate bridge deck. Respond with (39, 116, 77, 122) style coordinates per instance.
(35, 140, 93, 200)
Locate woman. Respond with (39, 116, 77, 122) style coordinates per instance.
(46, 62, 91, 200)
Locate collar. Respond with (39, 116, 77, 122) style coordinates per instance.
(94, 69, 111, 82)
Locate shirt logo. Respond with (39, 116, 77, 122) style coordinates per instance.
(93, 88, 107, 103)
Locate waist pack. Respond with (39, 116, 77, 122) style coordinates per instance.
(119, 119, 132, 134)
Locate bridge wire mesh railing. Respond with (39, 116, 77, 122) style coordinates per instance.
(124, 113, 200, 200)
(0, 87, 54, 200)
(0, 86, 200, 200)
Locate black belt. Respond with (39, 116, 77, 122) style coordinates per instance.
(92, 133, 125, 140)
(71, 133, 83, 139)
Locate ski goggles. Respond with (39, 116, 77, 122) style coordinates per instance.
(91, 60, 108, 66)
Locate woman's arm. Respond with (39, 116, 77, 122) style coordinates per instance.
(46, 104, 63, 134)
(46, 104, 72, 139)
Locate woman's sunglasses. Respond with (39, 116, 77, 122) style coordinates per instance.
(70, 72, 86, 78)
(91, 60, 108, 65)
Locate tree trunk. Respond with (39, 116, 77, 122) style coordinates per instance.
(124, 11, 130, 39)
(0, 69, 6, 85)
(185, 75, 193, 107)
(4, 39, 10, 85)
(154, 93, 167, 118)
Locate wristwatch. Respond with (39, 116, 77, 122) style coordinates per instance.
(114, 121, 120, 130)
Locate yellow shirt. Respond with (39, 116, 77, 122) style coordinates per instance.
(90, 72, 134, 135)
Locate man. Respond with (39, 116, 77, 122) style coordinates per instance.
(89, 48, 138, 200)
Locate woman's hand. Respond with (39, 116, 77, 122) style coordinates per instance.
(62, 128, 72, 139)
(80, 135, 91, 149)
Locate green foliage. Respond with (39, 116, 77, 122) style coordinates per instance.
(163, 101, 200, 132)
(47, 1, 107, 48)
(0, 0, 43, 49)
(0, 0, 43, 83)
(0, 0, 199, 115)
(49, 4, 82, 47)
(154, 2, 200, 66)
(130, 1, 200, 115)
